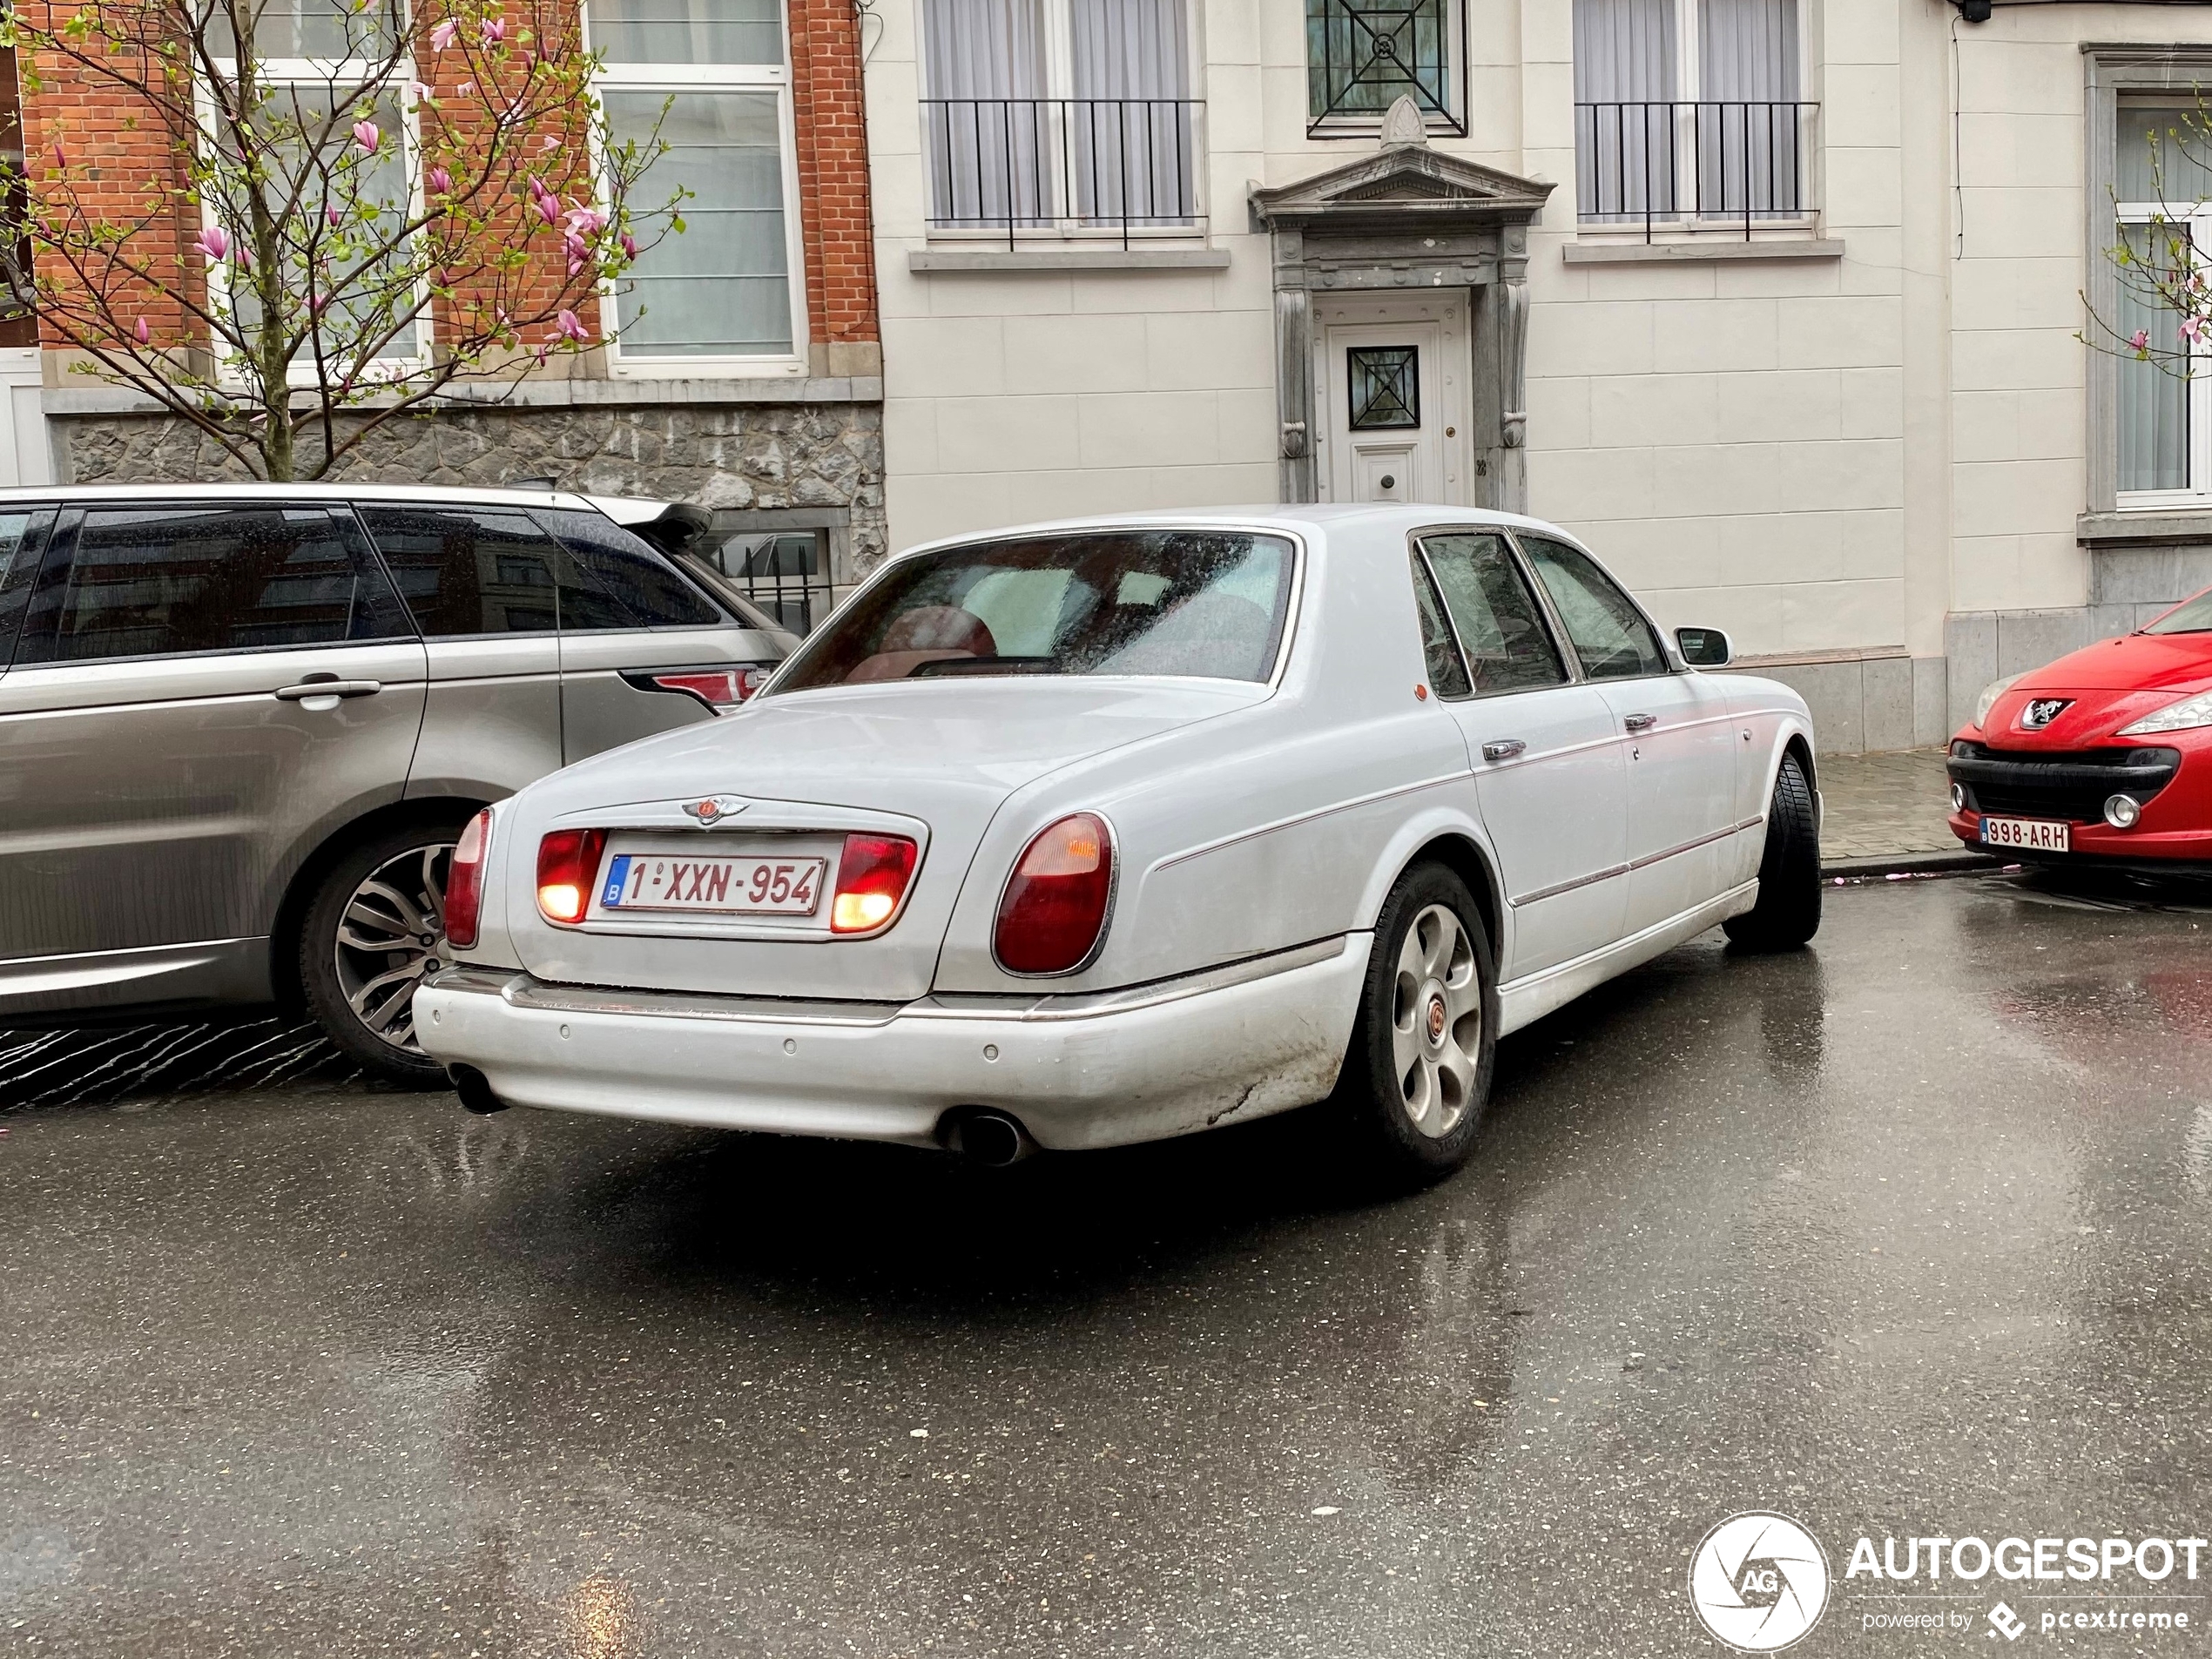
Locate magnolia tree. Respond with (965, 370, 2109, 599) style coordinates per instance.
(0, 0, 678, 479)
(2101, 105, 2212, 373)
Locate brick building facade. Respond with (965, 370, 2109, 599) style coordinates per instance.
(5, 0, 884, 610)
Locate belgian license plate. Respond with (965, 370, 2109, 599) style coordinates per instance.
(1981, 816, 2069, 853)
(598, 853, 826, 915)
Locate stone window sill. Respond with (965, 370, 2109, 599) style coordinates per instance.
(1562, 237, 1844, 266)
(907, 247, 1231, 273)
(2077, 509, 2212, 547)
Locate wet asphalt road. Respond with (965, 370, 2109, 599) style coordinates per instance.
(3, 873, 2211, 1657)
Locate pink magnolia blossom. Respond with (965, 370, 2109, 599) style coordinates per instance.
(527, 174, 551, 202)
(2186, 314, 2205, 344)
(194, 225, 229, 261)
(233, 239, 252, 269)
(563, 200, 606, 237)
(535, 192, 560, 226)
(2133, 328, 2153, 354)
(51, 142, 65, 169)
(457, 80, 475, 96)
(563, 233, 589, 274)
(556, 308, 588, 341)
(532, 341, 550, 367)
(426, 164, 452, 194)
(132, 316, 150, 345)
(309, 292, 329, 315)
(326, 204, 342, 227)
(429, 17, 458, 50)
(618, 231, 638, 260)
(352, 120, 380, 154)
(479, 17, 504, 43)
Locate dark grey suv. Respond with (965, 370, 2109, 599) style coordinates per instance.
(0, 485, 794, 1081)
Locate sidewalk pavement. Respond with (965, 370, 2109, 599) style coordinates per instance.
(1816, 746, 1990, 878)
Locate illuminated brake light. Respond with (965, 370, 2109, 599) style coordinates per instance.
(631, 664, 771, 711)
(994, 813, 1114, 975)
(445, 808, 493, 949)
(536, 828, 608, 926)
(830, 833, 919, 934)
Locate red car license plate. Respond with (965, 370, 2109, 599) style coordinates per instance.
(1981, 816, 2069, 853)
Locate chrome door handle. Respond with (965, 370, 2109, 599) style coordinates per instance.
(1622, 712, 1657, 732)
(275, 679, 381, 700)
(1481, 739, 1527, 763)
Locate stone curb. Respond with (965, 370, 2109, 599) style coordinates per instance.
(1821, 847, 2006, 881)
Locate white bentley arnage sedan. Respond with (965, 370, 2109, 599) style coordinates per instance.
(415, 506, 1819, 1177)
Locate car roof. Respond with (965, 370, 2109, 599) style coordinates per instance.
(0, 482, 669, 515)
(894, 502, 1577, 559)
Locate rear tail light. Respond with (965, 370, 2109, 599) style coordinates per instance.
(536, 828, 608, 925)
(831, 833, 919, 934)
(445, 808, 493, 949)
(623, 664, 772, 712)
(994, 813, 1114, 975)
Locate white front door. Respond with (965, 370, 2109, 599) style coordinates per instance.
(1314, 294, 1471, 506)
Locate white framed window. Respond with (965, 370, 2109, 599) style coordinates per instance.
(918, 0, 1205, 245)
(202, 0, 427, 383)
(587, 0, 809, 375)
(1305, 0, 1465, 138)
(1572, 0, 1813, 231)
(2113, 103, 2212, 505)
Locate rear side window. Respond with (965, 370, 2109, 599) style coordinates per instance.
(1518, 535, 1670, 681)
(360, 506, 571, 637)
(536, 508, 725, 628)
(17, 505, 411, 664)
(1419, 533, 1566, 695)
(1409, 552, 1472, 699)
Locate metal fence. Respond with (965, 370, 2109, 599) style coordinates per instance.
(922, 98, 1204, 250)
(709, 529, 845, 637)
(1575, 100, 1817, 239)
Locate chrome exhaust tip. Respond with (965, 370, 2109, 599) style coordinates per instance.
(946, 1109, 1037, 1168)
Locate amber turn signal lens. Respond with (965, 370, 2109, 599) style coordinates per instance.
(994, 813, 1114, 975)
(536, 828, 607, 926)
(445, 808, 493, 950)
(830, 833, 919, 934)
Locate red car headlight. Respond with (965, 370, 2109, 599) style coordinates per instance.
(994, 813, 1114, 975)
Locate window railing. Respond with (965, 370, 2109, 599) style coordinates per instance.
(707, 529, 846, 637)
(921, 98, 1205, 250)
(1574, 100, 1818, 240)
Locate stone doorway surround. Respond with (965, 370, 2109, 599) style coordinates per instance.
(1249, 99, 1553, 514)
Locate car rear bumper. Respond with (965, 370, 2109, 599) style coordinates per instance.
(413, 935, 1371, 1152)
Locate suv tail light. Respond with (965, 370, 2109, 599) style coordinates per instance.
(536, 828, 608, 925)
(994, 813, 1113, 975)
(622, 664, 772, 711)
(446, 808, 493, 949)
(831, 834, 919, 934)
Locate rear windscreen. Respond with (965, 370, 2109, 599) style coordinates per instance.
(771, 531, 1295, 691)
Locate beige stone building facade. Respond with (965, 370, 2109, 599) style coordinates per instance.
(863, 0, 2212, 750)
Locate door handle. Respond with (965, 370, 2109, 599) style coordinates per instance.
(1480, 739, 1527, 763)
(1622, 712, 1657, 732)
(275, 679, 381, 700)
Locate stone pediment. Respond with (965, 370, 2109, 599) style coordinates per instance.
(1250, 145, 1553, 231)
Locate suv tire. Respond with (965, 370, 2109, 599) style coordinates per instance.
(300, 819, 471, 1086)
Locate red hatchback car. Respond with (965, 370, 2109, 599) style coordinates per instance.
(1947, 585, 2212, 874)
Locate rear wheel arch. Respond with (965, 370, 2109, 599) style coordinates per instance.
(269, 796, 489, 1018)
(1392, 833, 1504, 968)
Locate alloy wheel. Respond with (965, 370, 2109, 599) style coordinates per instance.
(333, 842, 455, 1054)
(1390, 902, 1483, 1139)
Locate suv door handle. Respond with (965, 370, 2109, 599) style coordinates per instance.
(1480, 739, 1526, 763)
(275, 678, 382, 700)
(1622, 712, 1657, 732)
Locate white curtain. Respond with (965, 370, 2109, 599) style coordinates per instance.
(1697, 0, 1800, 217)
(922, 0, 1049, 227)
(1574, 0, 1676, 219)
(1070, 0, 1192, 226)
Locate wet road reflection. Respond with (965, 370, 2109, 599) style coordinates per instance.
(2, 875, 2209, 1656)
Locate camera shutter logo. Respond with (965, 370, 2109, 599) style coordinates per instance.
(1688, 1513, 1831, 1651)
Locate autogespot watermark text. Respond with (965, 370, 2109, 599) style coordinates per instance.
(1847, 1533, 2207, 1642)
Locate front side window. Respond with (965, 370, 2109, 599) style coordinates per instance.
(1306, 0, 1461, 136)
(1518, 536, 1669, 681)
(774, 531, 1293, 690)
(20, 506, 409, 664)
(2113, 104, 2212, 500)
(1419, 534, 1567, 695)
(1573, 0, 1807, 226)
(920, 0, 1199, 239)
(590, 0, 804, 364)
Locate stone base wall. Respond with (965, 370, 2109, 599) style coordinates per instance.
(51, 395, 888, 574)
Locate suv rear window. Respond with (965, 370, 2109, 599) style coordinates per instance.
(17, 505, 410, 664)
(772, 531, 1295, 691)
(535, 508, 725, 628)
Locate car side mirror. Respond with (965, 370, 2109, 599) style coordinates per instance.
(1676, 626, 1733, 668)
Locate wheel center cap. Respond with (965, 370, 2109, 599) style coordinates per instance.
(1426, 989, 1447, 1045)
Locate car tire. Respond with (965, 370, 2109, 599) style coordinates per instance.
(299, 819, 471, 1087)
(1331, 861, 1498, 1182)
(1723, 752, 1823, 952)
